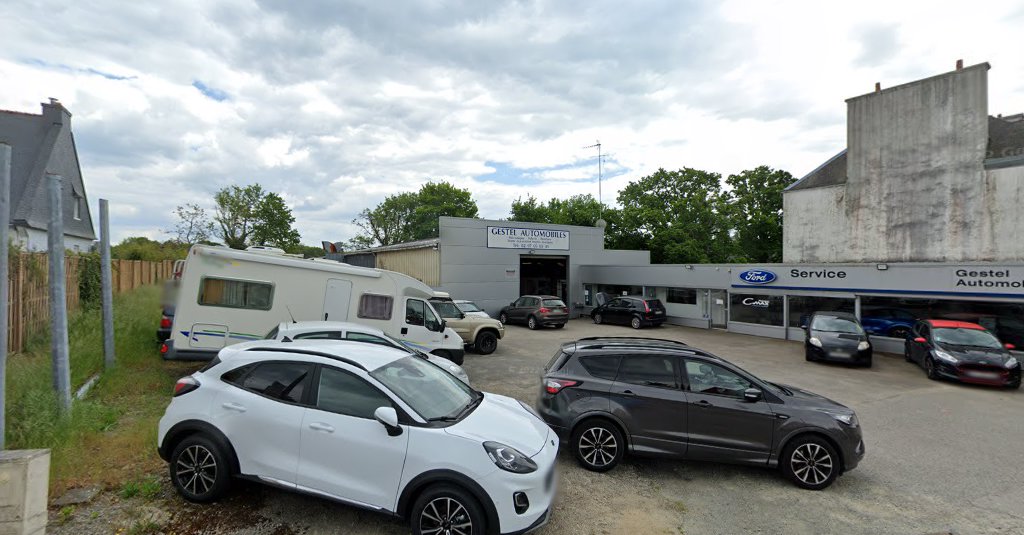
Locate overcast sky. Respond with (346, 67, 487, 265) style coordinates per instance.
(2, 1, 1022, 244)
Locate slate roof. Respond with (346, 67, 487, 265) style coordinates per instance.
(784, 150, 847, 192)
(0, 102, 96, 240)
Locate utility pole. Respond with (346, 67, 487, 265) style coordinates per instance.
(583, 140, 604, 221)
(0, 143, 10, 448)
(100, 199, 114, 369)
(47, 173, 71, 413)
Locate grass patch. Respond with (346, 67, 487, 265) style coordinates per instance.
(4, 285, 199, 495)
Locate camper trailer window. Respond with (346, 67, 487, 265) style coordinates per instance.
(358, 294, 393, 320)
(198, 277, 274, 310)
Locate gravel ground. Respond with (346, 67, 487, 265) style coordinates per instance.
(51, 319, 1024, 534)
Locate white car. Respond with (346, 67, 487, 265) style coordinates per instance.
(157, 340, 557, 535)
(455, 300, 491, 319)
(267, 321, 469, 384)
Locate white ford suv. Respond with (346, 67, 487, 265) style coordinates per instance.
(157, 340, 556, 535)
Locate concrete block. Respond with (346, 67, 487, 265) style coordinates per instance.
(0, 449, 50, 535)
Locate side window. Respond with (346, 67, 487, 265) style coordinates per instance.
(316, 367, 393, 419)
(528, 297, 540, 307)
(346, 331, 401, 349)
(684, 360, 753, 399)
(236, 362, 312, 404)
(293, 331, 342, 340)
(406, 299, 425, 326)
(422, 303, 441, 331)
(198, 277, 273, 310)
(222, 363, 255, 385)
(513, 298, 526, 307)
(607, 299, 620, 307)
(358, 294, 393, 320)
(616, 355, 677, 388)
(920, 324, 931, 339)
(579, 355, 621, 380)
(624, 299, 637, 310)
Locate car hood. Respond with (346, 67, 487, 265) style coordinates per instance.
(812, 330, 866, 349)
(445, 393, 550, 457)
(773, 383, 852, 411)
(939, 344, 1013, 365)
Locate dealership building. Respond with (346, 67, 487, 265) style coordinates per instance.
(335, 61, 1024, 353)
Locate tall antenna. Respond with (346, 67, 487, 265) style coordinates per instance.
(583, 140, 603, 218)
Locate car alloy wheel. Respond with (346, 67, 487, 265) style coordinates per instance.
(573, 422, 623, 472)
(170, 435, 230, 502)
(498, 312, 508, 324)
(412, 484, 484, 535)
(528, 316, 538, 330)
(593, 313, 603, 324)
(630, 317, 641, 329)
(925, 357, 939, 380)
(475, 331, 497, 355)
(788, 442, 835, 489)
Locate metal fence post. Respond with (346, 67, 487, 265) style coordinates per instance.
(0, 143, 11, 448)
(99, 199, 114, 369)
(47, 173, 71, 413)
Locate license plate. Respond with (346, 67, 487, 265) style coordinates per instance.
(965, 370, 1000, 379)
(829, 351, 850, 358)
(654, 311, 663, 315)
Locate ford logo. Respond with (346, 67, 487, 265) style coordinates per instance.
(739, 270, 777, 284)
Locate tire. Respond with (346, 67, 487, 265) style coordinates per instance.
(411, 483, 487, 535)
(527, 316, 538, 330)
(630, 316, 642, 329)
(924, 357, 939, 380)
(474, 331, 498, 355)
(554, 323, 565, 329)
(498, 312, 508, 325)
(888, 326, 911, 339)
(805, 347, 815, 362)
(169, 434, 232, 503)
(1008, 380, 1021, 390)
(781, 436, 840, 490)
(593, 313, 603, 325)
(572, 420, 624, 473)
(904, 344, 912, 362)
(434, 350, 463, 366)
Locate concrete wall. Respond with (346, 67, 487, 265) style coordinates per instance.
(784, 63, 1019, 263)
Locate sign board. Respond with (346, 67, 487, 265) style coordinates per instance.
(487, 226, 569, 250)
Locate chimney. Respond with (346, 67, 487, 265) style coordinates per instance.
(874, 82, 881, 92)
(956, 59, 963, 70)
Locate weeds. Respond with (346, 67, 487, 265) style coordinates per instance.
(126, 519, 161, 535)
(58, 505, 75, 524)
(119, 481, 140, 499)
(139, 477, 162, 500)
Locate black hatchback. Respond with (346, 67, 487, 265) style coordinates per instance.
(537, 337, 865, 490)
(591, 296, 667, 329)
(804, 311, 872, 367)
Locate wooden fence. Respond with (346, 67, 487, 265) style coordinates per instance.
(5, 254, 175, 353)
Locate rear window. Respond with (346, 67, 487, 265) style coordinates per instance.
(543, 299, 566, 307)
(545, 349, 570, 372)
(645, 299, 664, 308)
(579, 355, 621, 380)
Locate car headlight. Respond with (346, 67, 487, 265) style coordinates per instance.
(1005, 357, 1019, 369)
(819, 409, 858, 427)
(483, 441, 537, 474)
(933, 349, 959, 364)
(857, 341, 870, 351)
(809, 337, 822, 348)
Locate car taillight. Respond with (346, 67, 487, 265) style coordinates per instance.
(173, 377, 200, 397)
(643, 301, 651, 312)
(160, 343, 169, 355)
(545, 378, 579, 394)
(160, 316, 172, 328)
(539, 307, 550, 314)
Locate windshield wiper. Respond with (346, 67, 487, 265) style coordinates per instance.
(432, 392, 483, 423)
(769, 382, 793, 396)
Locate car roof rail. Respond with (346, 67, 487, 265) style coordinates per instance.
(244, 347, 367, 370)
(576, 336, 688, 345)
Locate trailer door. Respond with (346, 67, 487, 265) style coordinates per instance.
(323, 279, 353, 321)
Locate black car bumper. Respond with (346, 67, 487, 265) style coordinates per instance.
(807, 344, 872, 364)
(934, 360, 1022, 387)
(156, 327, 171, 342)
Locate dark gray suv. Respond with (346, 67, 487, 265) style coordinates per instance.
(536, 337, 865, 490)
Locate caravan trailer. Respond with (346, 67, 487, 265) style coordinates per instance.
(162, 245, 466, 363)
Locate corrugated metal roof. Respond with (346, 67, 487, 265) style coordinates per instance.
(338, 238, 439, 254)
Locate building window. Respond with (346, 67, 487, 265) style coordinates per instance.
(787, 296, 854, 328)
(729, 293, 784, 326)
(198, 277, 273, 310)
(357, 294, 393, 320)
(73, 195, 82, 220)
(860, 296, 1024, 343)
(667, 288, 698, 305)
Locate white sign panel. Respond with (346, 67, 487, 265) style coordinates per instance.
(487, 226, 570, 250)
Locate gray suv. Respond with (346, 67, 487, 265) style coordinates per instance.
(536, 337, 865, 490)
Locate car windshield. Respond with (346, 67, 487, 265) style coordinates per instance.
(934, 327, 1002, 349)
(370, 355, 477, 420)
(811, 316, 863, 334)
(456, 302, 482, 313)
(543, 299, 565, 307)
(431, 300, 463, 319)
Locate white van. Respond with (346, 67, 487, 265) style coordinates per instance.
(162, 245, 466, 364)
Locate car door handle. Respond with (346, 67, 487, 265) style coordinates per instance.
(308, 422, 335, 433)
(324, 313, 328, 320)
(222, 402, 247, 413)
(696, 400, 713, 408)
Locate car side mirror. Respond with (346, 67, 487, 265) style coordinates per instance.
(374, 407, 402, 437)
(437, 319, 447, 332)
(913, 337, 927, 344)
(1005, 343, 1016, 350)
(743, 388, 763, 403)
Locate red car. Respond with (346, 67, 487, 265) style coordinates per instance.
(905, 319, 1021, 389)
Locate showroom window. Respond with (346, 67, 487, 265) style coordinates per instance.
(787, 296, 854, 328)
(860, 296, 1024, 344)
(667, 288, 698, 305)
(729, 293, 784, 326)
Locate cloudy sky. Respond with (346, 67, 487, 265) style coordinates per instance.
(2, 0, 1022, 244)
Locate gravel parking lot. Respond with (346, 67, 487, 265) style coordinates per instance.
(163, 320, 1024, 535)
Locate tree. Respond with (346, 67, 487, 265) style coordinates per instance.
(112, 237, 190, 261)
(214, 184, 265, 249)
(251, 192, 301, 251)
(170, 203, 215, 244)
(353, 191, 419, 247)
(409, 181, 479, 240)
(725, 166, 794, 263)
(509, 194, 633, 249)
(617, 167, 736, 263)
(351, 181, 479, 247)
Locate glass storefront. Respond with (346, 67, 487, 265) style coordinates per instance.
(667, 288, 698, 305)
(787, 296, 854, 328)
(860, 296, 1024, 343)
(730, 293, 784, 326)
